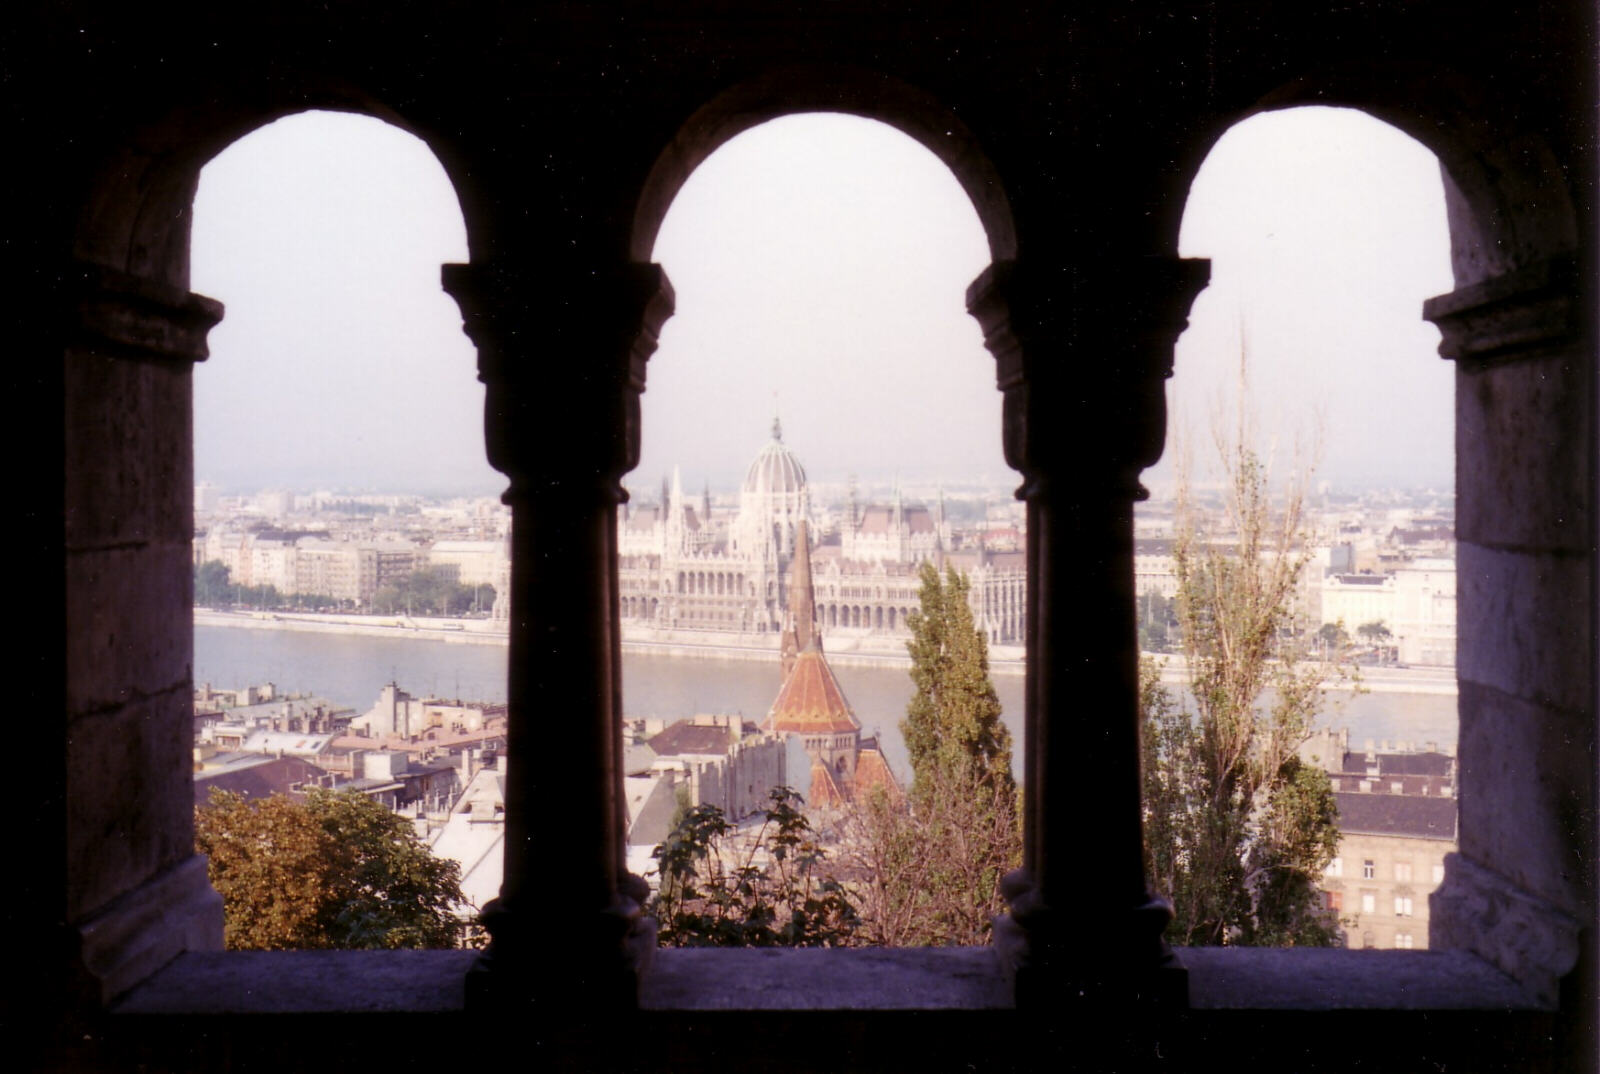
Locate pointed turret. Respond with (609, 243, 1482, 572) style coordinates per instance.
(778, 519, 819, 680)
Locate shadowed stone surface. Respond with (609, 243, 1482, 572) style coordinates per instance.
(1456, 543, 1591, 713)
(117, 950, 478, 1013)
(65, 542, 192, 717)
(66, 688, 196, 919)
(1455, 353, 1590, 552)
(1178, 947, 1536, 1010)
(1458, 681, 1595, 913)
(641, 947, 1012, 1010)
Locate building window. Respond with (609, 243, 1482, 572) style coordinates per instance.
(1394, 896, 1414, 917)
(1362, 892, 1377, 914)
(1396, 932, 1414, 949)
(1432, 862, 1445, 884)
(1394, 862, 1412, 883)
(1325, 890, 1343, 912)
(1326, 856, 1342, 878)
(1362, 859, 1376, 879)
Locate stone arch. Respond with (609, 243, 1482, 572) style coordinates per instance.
(75, 101, 481, 294)
(631, 65, 1017, 263)
(1170, 64, 1578, 289)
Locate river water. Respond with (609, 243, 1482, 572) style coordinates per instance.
(195, 624, 1458, 785)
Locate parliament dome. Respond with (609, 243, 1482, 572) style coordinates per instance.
(743, 418, 807, 496)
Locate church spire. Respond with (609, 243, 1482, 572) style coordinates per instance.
(778, 518, 819, 680)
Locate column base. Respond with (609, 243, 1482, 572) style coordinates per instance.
(1431, 853, 1582, 1007)
(74, 854, 223, 1005)
(994, 868, 1186, 1012)
(464, 880, 657, 1012)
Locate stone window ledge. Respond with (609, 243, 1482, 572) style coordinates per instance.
(116, 946, 1539, 1016)
(1175, 947, 1542, 1011)
(639, 947, 1013, 1009)
(114, 951, 479, 1014)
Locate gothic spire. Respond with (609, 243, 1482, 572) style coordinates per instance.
(778, 518, 819, 680)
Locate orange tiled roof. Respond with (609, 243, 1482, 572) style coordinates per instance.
(807, 758, 848, 810)
(764, 647, 861, 735)
(852, 748, 902, 802)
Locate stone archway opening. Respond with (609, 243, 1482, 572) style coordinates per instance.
(619, 108, 1028, 944)
(186, 109, 499, 949)
(1145, 104, 1460, 953)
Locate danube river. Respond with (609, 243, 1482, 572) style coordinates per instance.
(195, 624, 1459, 785)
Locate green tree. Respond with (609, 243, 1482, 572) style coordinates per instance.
(903, 561, 1013, 795)
(649, 787, 858, 947)
(195, 559, 232, 606)
(1139, 588, 1175, 652)
(835, 561, 1022, 946)
(1355, 620, 1391, 643)
(1317, 620, 1350, 656)
(1141, 430, 1346, 948)
(195, 788, 470, 950)
(371, 567, 492, 617)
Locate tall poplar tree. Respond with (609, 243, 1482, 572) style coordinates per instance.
(902, 561, 1013, 795)
(1141, 423, 1346, 947)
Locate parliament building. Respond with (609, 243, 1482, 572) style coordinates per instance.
(618, 419, 1027, 645)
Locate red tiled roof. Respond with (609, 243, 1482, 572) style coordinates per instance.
(852, 748, 902, 802)
(648, 719, 735, 756)
(764, 647, 861, 735)
(808, 758, 848, 810)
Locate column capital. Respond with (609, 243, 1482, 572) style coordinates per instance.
(441, 259, 675, 498)
(967, 257, 1209, 501)
(1423, 254, 1582, 370)
(63, 261, 225, 364)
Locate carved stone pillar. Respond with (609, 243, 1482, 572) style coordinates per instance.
(443, 259, 674, 1011)
(968, 256, 1208, 1010)
(62, 262, 227, 1003)
(1423, 254, 1592, 1008)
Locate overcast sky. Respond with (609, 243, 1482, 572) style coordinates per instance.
(192, 106, 1452, 499)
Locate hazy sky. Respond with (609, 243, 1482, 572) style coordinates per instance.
(192, 106, 1452, 498)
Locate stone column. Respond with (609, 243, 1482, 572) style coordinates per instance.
(443, 259, 674, 1011)
(63, 262, 226, 1003)
(968, 256, 1207, 1010)
(1423, 254, 1591, 1008)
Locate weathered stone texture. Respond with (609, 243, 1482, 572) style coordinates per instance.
(1457, 680, 1595, 913)
(1456, 542, 1591, 712)
(77, 854, 222, 1004)
(1431, 854, 1584, 1007)
(1454, 353, 1590, 551)
(64, 350, 194, 550)
(66, 688, 195, 920)
(65, 542, 191, 717)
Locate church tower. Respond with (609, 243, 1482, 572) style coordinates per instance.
(778, 519, 820, 681)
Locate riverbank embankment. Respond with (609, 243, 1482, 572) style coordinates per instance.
(192, 609, 1454, 694)
(192, 608, 1027, 674)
